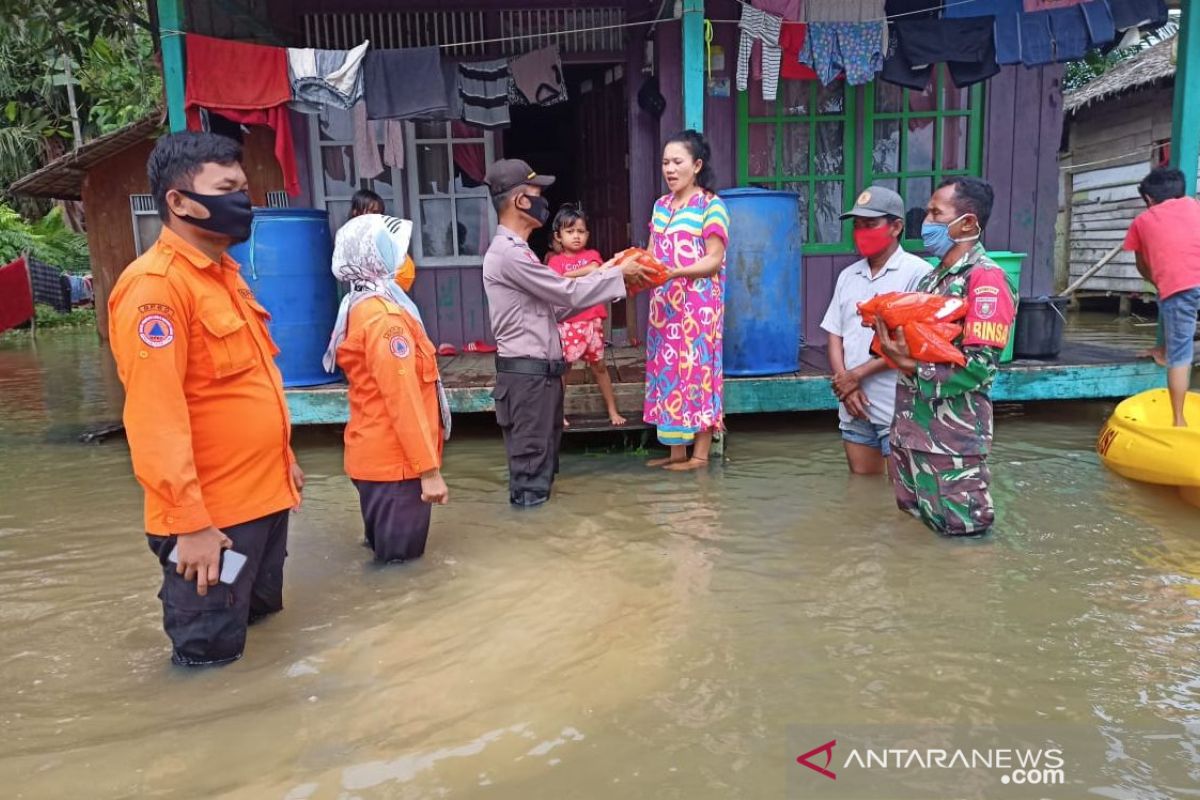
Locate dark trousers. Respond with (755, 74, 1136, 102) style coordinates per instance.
(352, 478, 431, 563)
(146, 510, 289, 667)
(492, 371, 564, 507)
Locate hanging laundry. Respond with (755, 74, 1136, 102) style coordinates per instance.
(1107, 0, 1168, 32)
(884, 0, 943, 19)
(1024, 0, 1085, 8)
(185, 34, 300, 195)
(1081, 0, 1117, 46)
(779, 24, 821, 81)
(799, 22, 886, 86)
(509, 46, 568, 106)
(352, 101, 385, 179)
(68, 274, 93, 305)
(27, 257, 71, 313)
(943, 0, 1024, 66)
(753, 0, 803, 20)
(0, 257, 34, 335)
(458, 59, 511, 129)
(288, 40, 369, 110)
(381, 121, 405, 170)
(363, 47, 449, 120)
(883, 17, 1000, 89)
(804, 0, 886, 22)
(737, 6, 785, 99)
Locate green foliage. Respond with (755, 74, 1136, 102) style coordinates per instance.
(1063, 20, 1180, 93)
(0, 306, 97, 340)
(0, 202, 89, 270)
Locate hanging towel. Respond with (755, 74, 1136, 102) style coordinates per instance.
(382, 121, 405, 169)
(27, 257, 71, 313)
(804, 0, 886, 22)
(363, 48, 449, 120)
(352, 101, 385, 179)
(459, 59, 511, 129)
(509, 46, 567, 106)
(288, 40, 369, 110)
(0, 257, 34, 334)
(737, 6, 785, 99)
(185, 34, 300, 195)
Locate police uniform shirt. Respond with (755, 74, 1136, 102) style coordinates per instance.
(482, 225, 628, 360)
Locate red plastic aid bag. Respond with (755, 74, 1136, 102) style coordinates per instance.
(615, 247, 670, 294)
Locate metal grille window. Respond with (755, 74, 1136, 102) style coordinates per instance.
(405, 121, 495, 265)
(265, 191, 290, 208)
(864, 69, 985, 242)
(498, 8, 626, 54)
(302, 10, 487, 55)
(737, 79, 857, 253)
(130, 194, 162, 256)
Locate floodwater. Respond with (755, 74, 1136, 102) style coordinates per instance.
(1, 322, 1198, 800)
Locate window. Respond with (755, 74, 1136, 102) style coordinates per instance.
(309, 105, 402, 232)
(129, 194, 162, 257)
(737, 79, 857, 253)
(405, 120, 495, 265)
(864, 70, 984, 242)
(736, 71, 985, 253)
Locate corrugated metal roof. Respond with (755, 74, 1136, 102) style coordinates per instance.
(9, 113, 165, 200)
(1064, 37, 1176, 114)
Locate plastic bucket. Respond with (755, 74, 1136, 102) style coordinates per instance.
(1013, 295, 1069, 360)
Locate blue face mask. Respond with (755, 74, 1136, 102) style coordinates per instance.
(921, 213, 978, 258)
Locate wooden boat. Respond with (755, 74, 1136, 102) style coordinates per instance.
(1097, 389, 1200, 494)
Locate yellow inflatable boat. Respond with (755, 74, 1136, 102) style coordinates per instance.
(1097, 389, 1200, 501)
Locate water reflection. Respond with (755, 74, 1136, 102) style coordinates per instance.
(0, 330, 1198, 798)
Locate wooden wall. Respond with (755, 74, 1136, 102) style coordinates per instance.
(1061, 84, 1171, 293)
(86, 128, 286, 339)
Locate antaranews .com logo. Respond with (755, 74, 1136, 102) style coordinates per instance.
(797, 739, 1065, 787)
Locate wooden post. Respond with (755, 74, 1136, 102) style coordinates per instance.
(1171, 1, 1200, 194)
(157, 0, 187, 132)
(682, 0, 705, 132)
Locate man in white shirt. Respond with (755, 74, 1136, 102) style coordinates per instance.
(819, 186, 931, 476)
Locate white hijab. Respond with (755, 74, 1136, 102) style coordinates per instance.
(323, 213, 450, 440)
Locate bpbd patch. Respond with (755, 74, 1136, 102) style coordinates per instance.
(389, 334, 411, 359)
(138, 314, 174, 348)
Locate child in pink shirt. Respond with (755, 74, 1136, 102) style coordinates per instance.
(547, 206, 626, 427)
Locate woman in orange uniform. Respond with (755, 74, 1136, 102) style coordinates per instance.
(323, 214, 450, 563)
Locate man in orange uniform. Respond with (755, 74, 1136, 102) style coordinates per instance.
(108, 132, 304, 666)
(323, 214, 450, 562)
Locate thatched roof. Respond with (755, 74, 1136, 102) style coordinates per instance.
(9, 112, 164, 200)
(1065, 37, 1176, 114)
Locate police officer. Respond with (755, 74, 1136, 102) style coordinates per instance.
(482, 159, 650, 507)
(108, 132, 304, 665)
(875, 177, 1016, 537)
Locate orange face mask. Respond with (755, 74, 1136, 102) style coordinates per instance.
(394, 256, 416, 292)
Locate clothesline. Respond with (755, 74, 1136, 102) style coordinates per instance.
(1061, 146, 1160, 173)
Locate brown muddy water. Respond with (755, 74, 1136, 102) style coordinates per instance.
(1, 321, 1198, 800)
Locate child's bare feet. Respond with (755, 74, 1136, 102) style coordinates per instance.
(664, 457, 709, 471)
(608, 410, 627, 426)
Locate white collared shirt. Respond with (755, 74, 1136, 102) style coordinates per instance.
(819, 248, 932, 427)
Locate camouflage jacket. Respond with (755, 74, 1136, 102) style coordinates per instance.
(891, 243, 1017, 456)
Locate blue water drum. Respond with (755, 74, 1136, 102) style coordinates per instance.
(720, 188, 803, 376)
(228, 208, 338, 387)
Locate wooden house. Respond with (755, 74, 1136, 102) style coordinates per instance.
(13, 0, 1067, 351)
(1061, 36, 1177, 297)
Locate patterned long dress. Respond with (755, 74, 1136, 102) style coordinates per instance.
(643, 191, 731, 446)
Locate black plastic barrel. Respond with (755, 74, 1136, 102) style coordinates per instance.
(1013, 295, 1069, 359)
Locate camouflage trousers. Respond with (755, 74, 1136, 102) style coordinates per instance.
(890, 446, 995, 536)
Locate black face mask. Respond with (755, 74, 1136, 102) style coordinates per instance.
(520, 194, 551, 227)
(177, 189, 253, 243)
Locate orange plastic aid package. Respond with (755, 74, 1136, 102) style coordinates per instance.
(858, 292, 967, 368)
(615, 247, 670, 294)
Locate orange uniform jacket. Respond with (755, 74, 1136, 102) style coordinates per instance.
(336, 297, 444, 481)
(108, 226, 298, 535)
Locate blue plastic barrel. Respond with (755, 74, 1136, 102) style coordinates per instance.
(228, 208, 338, 387)
(719, 188, 803, 376)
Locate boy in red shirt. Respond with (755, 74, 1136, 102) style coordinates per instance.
(547, 205, 626, 427)
(1123, 167, 1200, 427)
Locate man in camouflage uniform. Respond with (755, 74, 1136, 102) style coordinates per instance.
(875, 177, 1016, 536)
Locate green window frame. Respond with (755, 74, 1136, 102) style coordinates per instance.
(736, 81, 858, 255)
(735, 70, 986, 254)
(863, 70, 986, 247)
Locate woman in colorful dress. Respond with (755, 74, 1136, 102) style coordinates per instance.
(643, 130, 730, 471)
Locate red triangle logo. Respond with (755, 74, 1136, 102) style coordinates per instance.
(797, 739, 837, 780)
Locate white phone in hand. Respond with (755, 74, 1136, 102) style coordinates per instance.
(168, 545, 248, 585)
